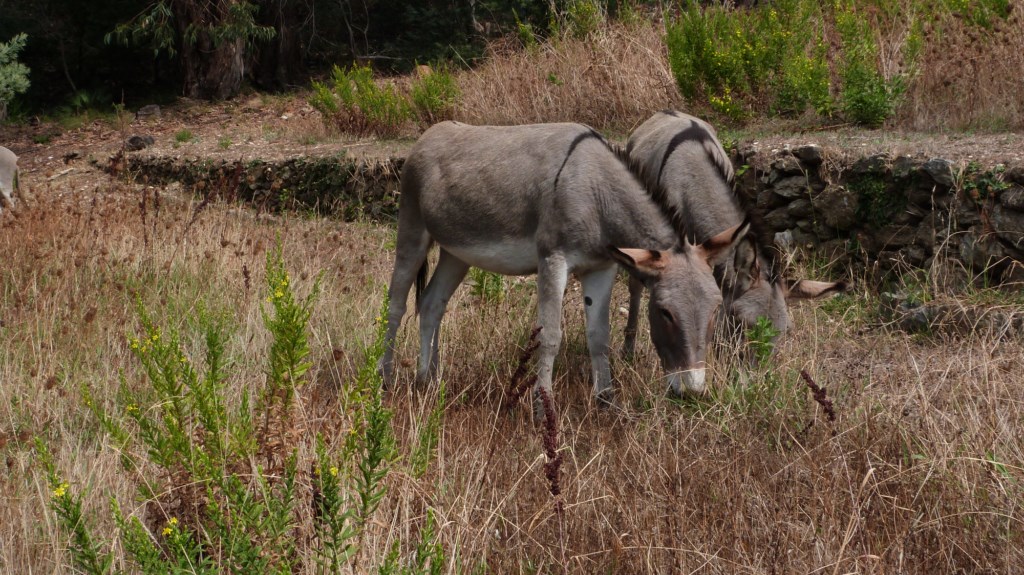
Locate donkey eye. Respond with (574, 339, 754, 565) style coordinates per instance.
(659, 308, 675, 324)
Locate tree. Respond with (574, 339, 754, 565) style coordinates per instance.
(108, 0, 275, 100)
(0, 33, 31, 120)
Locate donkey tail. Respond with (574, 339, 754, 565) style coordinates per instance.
(414, 258, 429, 315)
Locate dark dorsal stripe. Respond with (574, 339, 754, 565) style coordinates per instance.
(554, 124, 694, 246)
(655, 121, 724, 186)
(553, 127, 604, 192)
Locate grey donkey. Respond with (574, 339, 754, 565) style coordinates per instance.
(623, 111, 845, 357)
(0, 146, 18, 213)
(379, 121, 749, 406)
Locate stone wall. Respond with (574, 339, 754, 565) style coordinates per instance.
(112, 152, 404, 221)
(113, 146, 1024, 282)
(732, 145, 1024, 282)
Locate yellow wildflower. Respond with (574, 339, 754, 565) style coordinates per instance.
(169, 517, 178, 526)
(162, 526, 172, 536)
(52, 482, 69, 498)
(274, 289, 284, 299)
(329, 466, 339, 477)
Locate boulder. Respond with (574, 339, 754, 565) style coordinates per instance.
(922, 158, 955, 188)
(998, 185, 1024, 211)
(990, 204, 1024, 250)
(851, 153, 890, 177)
(772, 175, 810, 199)
(811, 184, 859, 231)
(763, 206, 794, 230)
(792, 144, 823, 166)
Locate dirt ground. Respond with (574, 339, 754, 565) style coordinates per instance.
(3, 95, 1023, 214)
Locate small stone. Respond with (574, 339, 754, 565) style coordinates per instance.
(990, 204, 1024, 250)
(763, 206, 794, 230)
(851, 153, 890, 176)
(772, 175, 810, 199)
(922, 158, 955, 188)
(788, 198, 813, 218)
(125, 135, 155, 151)
(1004, 165, 1024, 185)
(998, 185, 1024, 211)
(812, 184, 859, 231)
(135, 104, 161, 120)
(792, 145, 823, 166)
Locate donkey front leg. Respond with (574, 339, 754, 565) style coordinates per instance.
(380, 229, 431, 385)
(533, 253, 569, 419)
(417, 249, 470, 384)
(621, 275, 644, 359)
(580, 266, 616, 406)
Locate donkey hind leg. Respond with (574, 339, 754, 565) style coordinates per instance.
(622, 275, 644, 360)
(416, 249, 470, 384)
(380, 227, 432, 385)
(580, 266, 616, 406)
(532, 253, 569, 420)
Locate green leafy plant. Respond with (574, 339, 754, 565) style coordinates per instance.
(468, 267, 505, 302)
(175, 129, 195, 143)
(409, 65, 460, 125)
(311, 64, 411, 136)
(0, 33, 31, 120)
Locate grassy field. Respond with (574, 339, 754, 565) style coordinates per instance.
(1, 150, 1022, 574)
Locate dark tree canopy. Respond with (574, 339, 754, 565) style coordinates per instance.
(0, 0, 570, 112)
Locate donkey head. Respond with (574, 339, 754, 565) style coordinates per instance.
(723, 236, 846, 339)
(611, 222, 749, 396)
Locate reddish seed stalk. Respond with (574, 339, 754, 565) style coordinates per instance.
(506, 326, 542, 409)
(800, 369, 836, 422)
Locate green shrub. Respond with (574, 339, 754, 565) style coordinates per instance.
(409, 66, 460, 125)
(41, 242, 442, 574)
(836, 6, 905, 127)
(0, 33, 30, 120)
(175, 128, 195, 143)
(311, 64, 412, 137)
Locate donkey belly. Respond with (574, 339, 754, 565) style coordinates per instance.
(443, 239, 539, 276)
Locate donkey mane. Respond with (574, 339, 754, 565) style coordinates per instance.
(606, 140, 695, 245)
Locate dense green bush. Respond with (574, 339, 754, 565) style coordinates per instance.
(664, 0, 1005, 127)
(0, 33, 30, 120)
(311, 63, 461, 135)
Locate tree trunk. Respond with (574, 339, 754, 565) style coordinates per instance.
(255, 0, 307, 91)
(173, 0, 248, 100)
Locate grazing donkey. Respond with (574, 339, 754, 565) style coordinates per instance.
(623, 111, 845, 357)
(380, 121, 749, 405)
(0, 146, 18, 213)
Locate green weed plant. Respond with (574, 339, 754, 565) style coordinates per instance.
(41, 243, 442, 574)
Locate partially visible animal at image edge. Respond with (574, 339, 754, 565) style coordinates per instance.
(379, 121, 749, 411)
(0, 146, 18, 213)
(625, 110, 845, 355)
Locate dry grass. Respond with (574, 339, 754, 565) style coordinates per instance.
(902, 6, 1024, 131)
(452, 7, 1024, 133)
(453, 22, 682, 136)
(2, 171, 1023, 573)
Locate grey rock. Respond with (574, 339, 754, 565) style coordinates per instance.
(907, 185, 934, 207)
(125, 135, 155, 151)
(990, 204, 1024, 250)
(757, 188, 787, 209)
(960, 228, 1009, 271)
(771, 155, 804, 176)
(773, 175, 810, 199)
(795, 219, 813, 231)
(792, 144, 823, 166)
(812, 184, 859, 231)
(874, 224, 917, 248)
(998, 185, 1024, 211)
(774, 230, 794, 251)
(851, 153, 890, 176)
(790, 228, 819, 248)
(922, 158, 955, 188)
(1004, 165, 1024, 185)
(135, 104, 161, 120)
(763, 206, 794, 230)
(788, 198, 813, 218)
(892, 155, 922, 180)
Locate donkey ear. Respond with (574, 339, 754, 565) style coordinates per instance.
(608, 246, 667, 280)
(784, 279, 848, 301)
(695, 219, 751, 268)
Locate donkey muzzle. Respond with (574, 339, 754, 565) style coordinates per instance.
(668, 367, 707, 396)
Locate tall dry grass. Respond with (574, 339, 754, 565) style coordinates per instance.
(453, 22, 682, 135)
(452, 5, 1024, 133)
(2, 171, 1023, 573)
(903, 7, 1024, 131)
